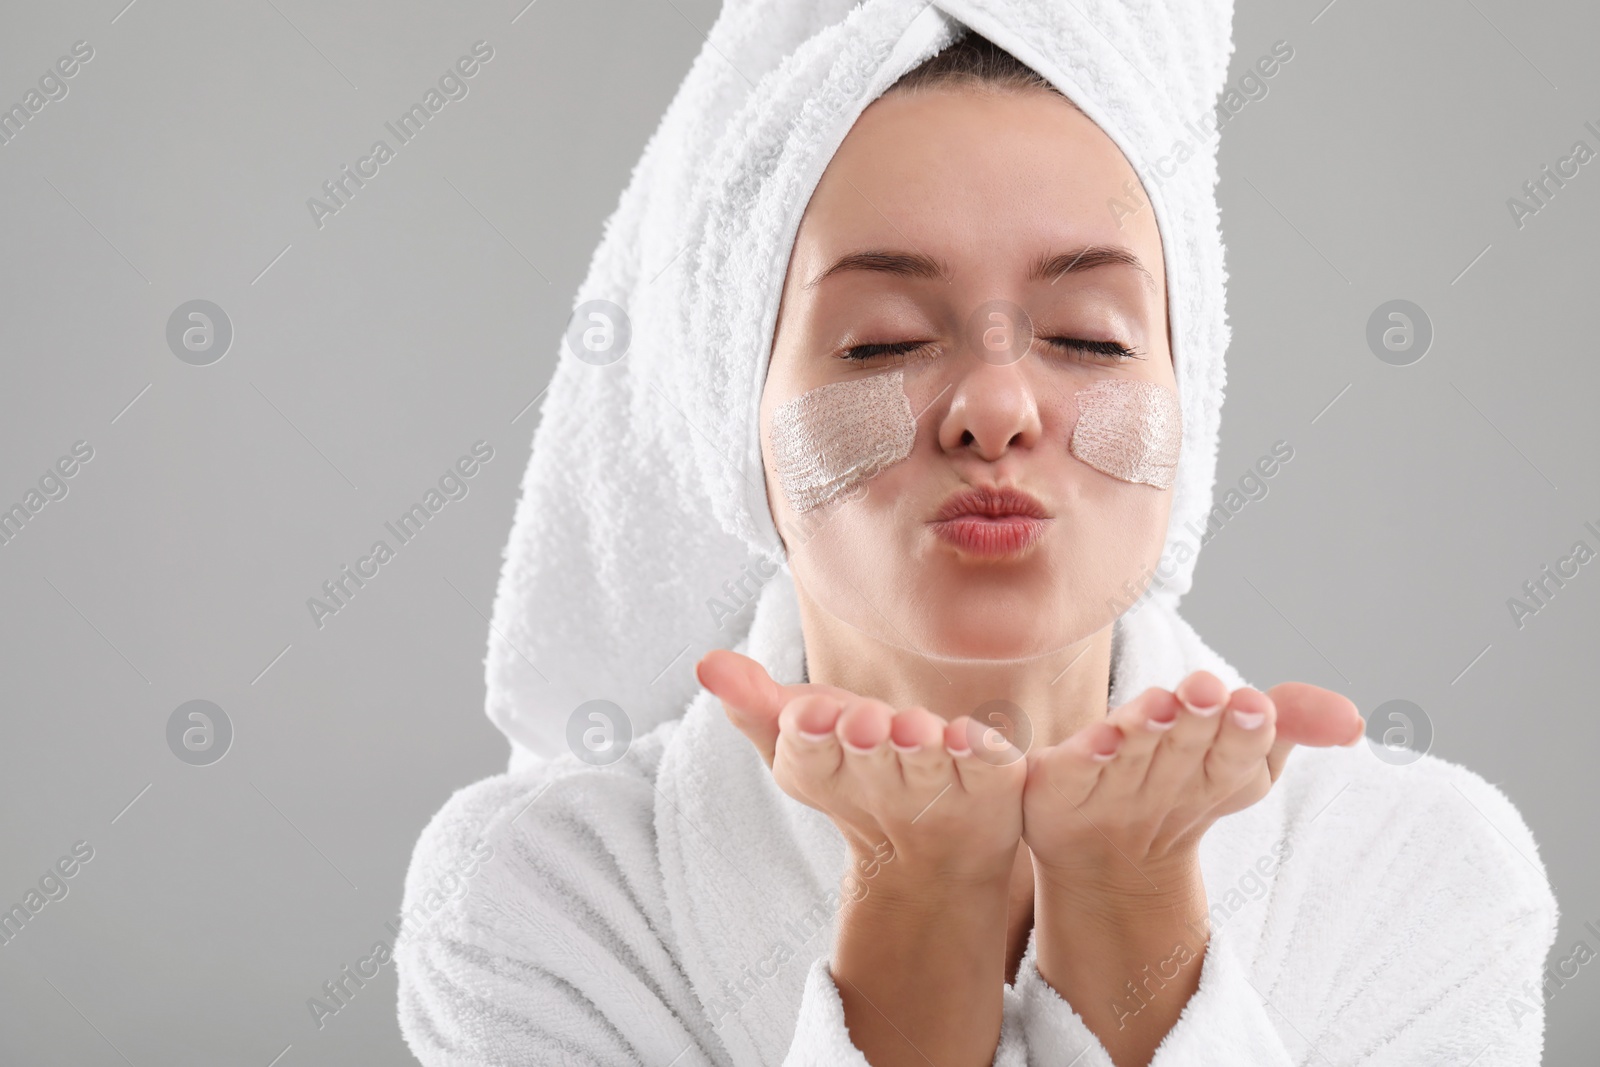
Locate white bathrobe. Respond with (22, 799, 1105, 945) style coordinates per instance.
(394, 0, 1560, 1061)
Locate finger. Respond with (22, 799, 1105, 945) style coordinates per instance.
(696, 648, 855, 767)
(1089, 687, 1177, 801)
(836, 695, 899, 803)
(1143, 681, 1228, 802)
(1267, 682, 1365, 748)
(1026, 718, 1122, 810)
(1173, 670, 1227, 718)
(774, 692, 846, 791)
(889, 706, 955, 789)
(1266, 736, 1296, 782)
(943, 716, 1027, 797)
(697, 649, 784, 765)
(1204, 687, 1277, 790)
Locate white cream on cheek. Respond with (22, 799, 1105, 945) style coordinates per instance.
(768, 369, 917, 514)
(767, 372, 1182, 514)
(1067, 379, 1183, 490)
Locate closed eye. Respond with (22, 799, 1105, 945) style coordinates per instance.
(838, 337, 1143, 362)
(839, 340, 937, 362)
(1043, 337, 1144, 361)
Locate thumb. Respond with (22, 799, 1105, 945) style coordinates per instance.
(1267, 682, 1365, 749)
(696, 649, 784, 766)
(1263, 682, 1365, 782)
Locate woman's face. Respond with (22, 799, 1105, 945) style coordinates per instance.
(760, 85, 1177, 661)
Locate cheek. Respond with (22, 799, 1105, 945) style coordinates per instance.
(1067, 379, 1182, 489)
(767, 370, 915, 513)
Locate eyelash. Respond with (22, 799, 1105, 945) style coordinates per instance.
(839, 338, 1144, 362)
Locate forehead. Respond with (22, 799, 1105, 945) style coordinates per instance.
(787, 86, 1166, 299)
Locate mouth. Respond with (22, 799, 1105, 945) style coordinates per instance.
(928, 485, 1053, 559)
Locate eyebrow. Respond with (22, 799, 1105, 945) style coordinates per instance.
(803, 244, 1159, 296)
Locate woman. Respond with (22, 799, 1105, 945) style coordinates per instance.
(396, 2, 1557, 1064)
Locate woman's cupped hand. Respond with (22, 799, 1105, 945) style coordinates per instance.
(694, 649, 1364, 895)
(1021, 674, 1361, 899)
(695, 649, 1027, 888)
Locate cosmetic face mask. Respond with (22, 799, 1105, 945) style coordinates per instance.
(768, 369, 917, 513)
(1067, 379, 1182, 490)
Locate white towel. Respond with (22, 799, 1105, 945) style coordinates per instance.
(395, 0, 1560, 1062)
(396, 573, 1558, 1064)
(483, 0, 1235, 771)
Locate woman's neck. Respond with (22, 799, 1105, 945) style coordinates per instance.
(796, 590, 1116, 749)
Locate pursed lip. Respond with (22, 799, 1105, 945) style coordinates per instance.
(933, 485, 1052, 522)
(928, 485, 1052, 558)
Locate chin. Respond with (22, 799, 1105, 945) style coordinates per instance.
(905, 570, 1083, 661)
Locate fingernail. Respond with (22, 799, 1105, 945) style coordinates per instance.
(1145, 713, 1177, 732)
(1182, 697, 1223, 717)
(945, 739, 973, 757)
(889, 739, 923, 754)
(796, 700, 837, 738)
(840, 737, 879, 755)
(1090, 744, 1119, 761)
(1231, 708, 1266, 730)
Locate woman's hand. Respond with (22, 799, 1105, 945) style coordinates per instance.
(697, 648, 1027, 1067)
(1021, 671, 1362, 888)
(696, 648, 1025, 883)
(1023, 672, 1363, 1067)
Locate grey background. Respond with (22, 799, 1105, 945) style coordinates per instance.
(0, 0, 1594, 1063)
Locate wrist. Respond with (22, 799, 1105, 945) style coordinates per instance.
(848, 835, 1017, 900)
(1035, 854, 1208, 979)
(830, 867, 1010, 1067)
(834, 845, 1013, 964)
(1034, 847, 1204, 913)
(843, 861, 1012, 923)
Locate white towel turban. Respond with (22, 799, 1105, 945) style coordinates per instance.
(487, 0, 1237, 770)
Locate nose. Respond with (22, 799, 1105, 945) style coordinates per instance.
(936, 359, 1043, 461)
